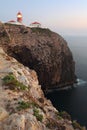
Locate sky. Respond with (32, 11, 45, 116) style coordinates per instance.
(0, 0, 87, 35)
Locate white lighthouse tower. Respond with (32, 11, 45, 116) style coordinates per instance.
(17, 12, 23, 23)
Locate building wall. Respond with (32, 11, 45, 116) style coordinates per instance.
(30, 23, 41, 28)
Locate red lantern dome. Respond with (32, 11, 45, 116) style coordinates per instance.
(17, 12, 22, 23)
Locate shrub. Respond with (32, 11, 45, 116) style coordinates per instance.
(55, 112, 63, 120)
(2, 73, 27, 90)
(33, 108, 43, 122)
(2, 73, 15, 85)
(15, 81, 27, 90)
(17, 101, 31, 110)
(72, 120, 84, 130)
(59, 111, 71, 120)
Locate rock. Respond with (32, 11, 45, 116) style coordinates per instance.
(0, 107, 9, 121)
(0, 113, 50, 130)
(0, 23, 76, 91)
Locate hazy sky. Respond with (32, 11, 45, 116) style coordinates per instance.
(0, 0, 87, 35)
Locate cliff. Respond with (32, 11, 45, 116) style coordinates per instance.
(0, 23, 76, 91)
(0, 47, 84, 130)
(0, 47, 73, 130)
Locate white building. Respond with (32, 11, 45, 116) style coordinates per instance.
(6, 20, 23, 25)
(30, 22, 41, 28)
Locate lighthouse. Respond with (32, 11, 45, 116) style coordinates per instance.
(17, 12, 22, 23)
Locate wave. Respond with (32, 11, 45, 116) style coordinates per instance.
(76, 78, 87, 86)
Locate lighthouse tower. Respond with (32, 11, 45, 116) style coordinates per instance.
(17, 12, 22, 23)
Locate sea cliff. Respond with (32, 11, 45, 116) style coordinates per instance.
(0, 23, 76, 91)
(0, 22, 85, 130)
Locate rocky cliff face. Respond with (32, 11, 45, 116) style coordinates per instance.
(0, 23, 76, 91)
(0, 47, 79, 130)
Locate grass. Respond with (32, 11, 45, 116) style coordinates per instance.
(2, 73, 27, 90)
(33, 108, 43, 122)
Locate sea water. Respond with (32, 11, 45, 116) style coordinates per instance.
(47, 35, 87, 127)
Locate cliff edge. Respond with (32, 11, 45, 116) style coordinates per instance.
(0, 23, 76, 91)
(0, 47, 84, 130)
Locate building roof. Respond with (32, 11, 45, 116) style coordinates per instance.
(8, 20, 16, 23)
(31, 22, 41, 25)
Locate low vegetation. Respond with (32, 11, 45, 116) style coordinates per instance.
(17, 99, 43, 121)
(59, 111, 71, 120)
(33, 108, 43, 122)
(17, 100, 40, 111)
(72, 120, 85, 130)
(17, 101, 31, 110)
(2, 72, 27, 90)
(30, 102, 39, 108)
(31, 27, 51, 36)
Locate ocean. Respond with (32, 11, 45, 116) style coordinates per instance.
(46, 35, 87, 127)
